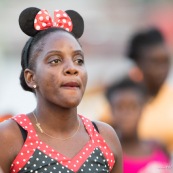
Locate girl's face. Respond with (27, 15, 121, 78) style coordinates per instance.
(31, 31, 88, 108)
(110, 89, 144, 140)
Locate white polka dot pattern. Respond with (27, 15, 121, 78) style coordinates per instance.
(34, 9, 73, 32)
(10, 114, 115, 172)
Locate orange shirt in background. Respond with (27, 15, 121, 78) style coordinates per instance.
(138, 83, 173, 153)
(0, 114, 12, 122)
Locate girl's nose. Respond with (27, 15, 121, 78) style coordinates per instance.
(63, 62, 79, 76)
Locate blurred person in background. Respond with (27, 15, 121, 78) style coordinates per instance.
(106, 77, 171, 173)
(126, 28, 173, 154)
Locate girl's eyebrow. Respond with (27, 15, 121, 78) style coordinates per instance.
(45, 50, 62, 56)
(73, 50, 84, 55)
(45, 50, 84, 56)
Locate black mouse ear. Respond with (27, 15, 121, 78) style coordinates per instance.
(65, 10, 84, 39)
(19, 7, 41, 37)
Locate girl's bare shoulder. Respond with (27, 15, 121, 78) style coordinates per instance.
(0, 119, 24, 172)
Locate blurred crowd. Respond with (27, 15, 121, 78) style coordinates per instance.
(1, 0, 173, 172)
(100, 28, 173, 172)
(77, 25, 173, 172)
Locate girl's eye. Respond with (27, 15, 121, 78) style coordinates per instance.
(75, 59, 84, 65)
(48, 55, 62, 64)
(74, 54, 84, 65)
(50, 59, 61, 64)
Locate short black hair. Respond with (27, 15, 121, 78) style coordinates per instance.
(20, 28, 77, 93)
(127, 28, 165, 63)
(106, 77, 146, 103)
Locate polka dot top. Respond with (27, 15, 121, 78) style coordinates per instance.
(10, 114, 115, 173)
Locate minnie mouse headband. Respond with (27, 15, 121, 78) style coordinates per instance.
(19, 7, 84, 38)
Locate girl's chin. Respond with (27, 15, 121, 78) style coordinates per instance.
(60, 100, 81, 109)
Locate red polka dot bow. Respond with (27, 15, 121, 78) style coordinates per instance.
(34, 9, 73, 32)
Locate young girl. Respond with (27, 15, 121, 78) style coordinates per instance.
(106, 78, 170, 173)
(0, 7, 122, 173)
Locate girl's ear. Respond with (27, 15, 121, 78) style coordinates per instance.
(24, 68, 37, 89)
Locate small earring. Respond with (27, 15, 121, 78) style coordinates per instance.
(33, 85, 37, 89)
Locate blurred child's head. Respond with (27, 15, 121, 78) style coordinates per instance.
(106, 78, 146, 141)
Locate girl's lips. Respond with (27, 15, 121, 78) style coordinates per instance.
(61, 82, 80, 88)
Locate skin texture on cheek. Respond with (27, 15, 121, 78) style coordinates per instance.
(36, 67, 87, 108)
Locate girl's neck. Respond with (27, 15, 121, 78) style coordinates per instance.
(121, 136, 139, 147)
(121, 137, 152, 157)
(145, 81, 162, 97)
(121, 135, 140, 153)
(34, 100, 78, 133)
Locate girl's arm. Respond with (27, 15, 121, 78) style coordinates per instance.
(94, 121, 123, 173)
(0, 120, 23, 173)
